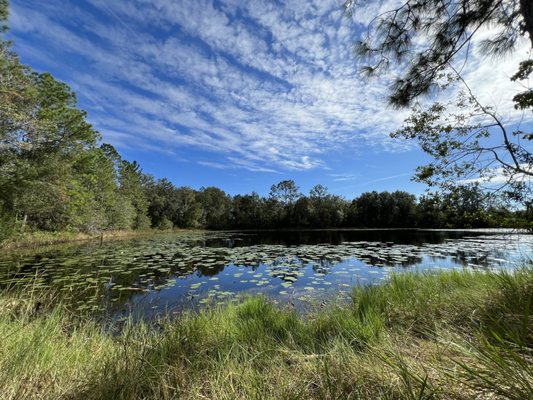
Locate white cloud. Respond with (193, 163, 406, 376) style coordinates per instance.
(9, 0, 533, 173)
(459, 164, 533, 186)
(329, 173, 360, 182)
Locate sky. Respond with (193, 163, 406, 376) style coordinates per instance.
(7, 0, 532, 198)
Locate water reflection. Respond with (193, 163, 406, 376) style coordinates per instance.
(0, 230, 531, 318)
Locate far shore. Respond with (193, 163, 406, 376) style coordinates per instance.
(1, 226, 530, 252)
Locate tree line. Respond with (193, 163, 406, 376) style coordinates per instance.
(144, 179, 531, 231)
(0, 1, 530, 243)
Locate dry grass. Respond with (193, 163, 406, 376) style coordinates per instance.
(0, 228, 202, 250)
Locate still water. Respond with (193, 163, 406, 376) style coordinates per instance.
(1, 230, 532, 318)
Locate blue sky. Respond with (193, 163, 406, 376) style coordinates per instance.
(8, 0, 531, 198)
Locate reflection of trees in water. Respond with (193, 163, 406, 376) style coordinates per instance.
(1, 232, 531, 316)
(195, 262, 226, 277)
(451, 249, 510, 268)
(361, 254, 424, 268)
(312, 258, 336, 273)
(201, 230, 482, 247)
(0, 250, 207, 314)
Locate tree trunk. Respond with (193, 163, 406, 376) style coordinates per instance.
(21, 214, 27, 232)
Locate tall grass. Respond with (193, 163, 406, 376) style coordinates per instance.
(0, 229, 181, 250)
(0, 267, 531, 399)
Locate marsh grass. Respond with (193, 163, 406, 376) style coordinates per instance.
(0, 267, 531, 399)
(0, 228, 190, 250)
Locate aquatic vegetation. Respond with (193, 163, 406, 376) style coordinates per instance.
(0, 231, 531, 319)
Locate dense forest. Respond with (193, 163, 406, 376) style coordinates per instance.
(0, 2, 531, 245)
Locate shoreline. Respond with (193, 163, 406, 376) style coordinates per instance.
(0, 229, 204, 251)
(2, 226, 530, 252)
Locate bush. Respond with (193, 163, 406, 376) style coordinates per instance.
(156, 217, 173, 230)
(0, 209, 16, 244)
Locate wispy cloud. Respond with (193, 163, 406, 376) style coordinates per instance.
(352, 172, 415, 188)
(8, 0, 532, 174)
(458, 165, 533, 186)
(329, 173, 360, 182)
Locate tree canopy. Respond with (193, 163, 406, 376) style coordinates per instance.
(0, 3, 148, 236)
(345, 0, 533, 107)
(345, 0, 533, 203)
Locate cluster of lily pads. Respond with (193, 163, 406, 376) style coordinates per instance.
(0, 232, 531, 317)
(169, 234, 530, 271)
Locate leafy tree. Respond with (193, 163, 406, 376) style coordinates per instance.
(0, 0, 7, 33)
(197, 187, 231, 229)
(345, 0, 533, 202)
(345, 0, 533, 106)
(0, 44, 101, 231)
(230, 192, 264, 229)
(440, 184, 490, 228)
(0, 41, 40, 229)
(118, 160, 150, 229)
(1, 0, 104, 233)
(390, 191, 418, 227)
(353, 191, 382, 227)
(144, 178, 178, 228)
(269, 180, 302, 227)
(174, 187, 202, 228)
(348, 191, 417, 228)
(416, 185, 511, 228)
(293, 197, 311, 227)
(144, 181, 203, 230)
(417, 192, 446, 228)
(309, 184, 329, 200)
(269, 180, 301, 205)
(63, 148, 111, 232)
(156, 217, 173, 231)
(345, 199, 359, 227)
(392, 87, 533, 203)
(308, 185, 348, 227)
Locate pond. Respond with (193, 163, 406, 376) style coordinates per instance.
(1, 229, 532, 319)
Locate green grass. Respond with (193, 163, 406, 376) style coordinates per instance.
(0, 267, 531, 399)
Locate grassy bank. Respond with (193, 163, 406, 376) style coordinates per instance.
(0, 229, 200, 251)
(0, 268, 531, 399)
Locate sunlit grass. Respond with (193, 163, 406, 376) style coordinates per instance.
(0, 267, 531, 399)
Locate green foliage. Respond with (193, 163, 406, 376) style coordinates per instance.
(230, 192, 264, 229)
(347, 0, 533, 204)
(392, 91, 533, 203)
(0, 201, 16, 242)
(118, 160, 150, 229)
(347, 190, 417, 228)
(0, 0, 8, 33)
(512, 60, 533, 119)
(174, 187, 202, 228)
(143, 179, 204, 229)
(196, 187, 231, 229)
(269, 179, 301, 205)
(345, 0, 533, 107)
(0, 1, 157, 242)
(307, 185, 347, 228)
(156, 217, 173, 231)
